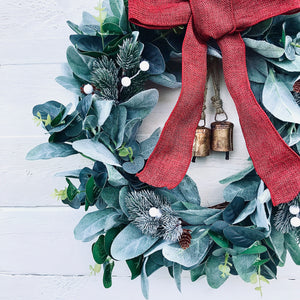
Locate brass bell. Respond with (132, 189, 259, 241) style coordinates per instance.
(211, 121, 234, 160)
(192, 126, 211, 162)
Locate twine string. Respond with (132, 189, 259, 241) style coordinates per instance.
(209, 57, 228, 122)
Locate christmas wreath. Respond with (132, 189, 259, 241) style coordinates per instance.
(26, 1, 300, 298)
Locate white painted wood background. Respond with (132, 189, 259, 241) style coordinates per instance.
(0, 1, 299, 299)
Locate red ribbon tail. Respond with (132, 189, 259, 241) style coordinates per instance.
(137, 19, 207, 189)
(218, 33, 300, 206)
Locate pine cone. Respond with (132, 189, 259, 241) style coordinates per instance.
(179, 229, 192, 250)
(294, 80, 300, 93)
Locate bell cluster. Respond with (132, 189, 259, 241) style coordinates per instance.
(192, 121, 234, 161)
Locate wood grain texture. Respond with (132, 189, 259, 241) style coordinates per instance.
(1, 271, 300, 300)
(1, 0, 299, 299)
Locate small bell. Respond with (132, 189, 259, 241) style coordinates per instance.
(211, 121, 234, 160)
(192, 126, 211, 162)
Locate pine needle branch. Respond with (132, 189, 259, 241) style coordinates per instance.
(117, 39, 141, 70)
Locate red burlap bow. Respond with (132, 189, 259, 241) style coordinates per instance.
(129, 0, 300, 206)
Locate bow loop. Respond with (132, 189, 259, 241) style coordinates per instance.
(190, 0, 236, 40)
(128, 0, 191, 29)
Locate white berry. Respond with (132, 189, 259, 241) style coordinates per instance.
(83, 84, 94, 94)
(121, 76, 131, 87)
(139, 61, 150, 72)
(149, 207, 162, 218)
(289, 205, 300, 215)
(290, 216, 300, 227)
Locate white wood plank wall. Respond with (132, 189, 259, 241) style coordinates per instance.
(0, 1, 299, 299)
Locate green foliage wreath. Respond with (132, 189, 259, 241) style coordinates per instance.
(27, 1, 300, 298)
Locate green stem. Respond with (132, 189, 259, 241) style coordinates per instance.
(151, 30, 172, 43)
(224, 252, 229, 266)
(258, 265, 263, 297)
(291, 42, 300, 48)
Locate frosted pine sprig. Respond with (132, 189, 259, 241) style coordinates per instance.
(125, 190, 183, 242)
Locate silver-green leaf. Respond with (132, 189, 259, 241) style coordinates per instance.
(26, 143, 77, 160)
(72, 139, 121, 166)
(263, 69, 300, 124)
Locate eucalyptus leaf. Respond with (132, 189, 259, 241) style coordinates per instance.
(205, 255, 228, 288)
(178, 209, 219, 226)
(141, 257, 149, 300)
(55, 169, 82, 178)
(103, 105, 127, 148)
(48, 111, 80, 134)
(162, 228, 210, 267)
(262, 69, 300, 124)
(102, 22, 123, 35)
(146, 257, 163, 277)
(93, 99, 114, 127)
(119, 186, 130, 217)
(250, 200, 270, 230)
(66, 46, 91, 82)
(122, 119, 142, 148)
(171, 175, 201, 206)
(246, 52, 268, 83)
(106, 164, 128, 186)
(173, 263, 182, 292)
(208, 231, 230, 248)
(233, 199, 257, 224)
(190, 264, 205, 282)
(266, 55, 300, 72)
(126, 256, 143, 280)
(74, 208, 121, 241)
(101, 186, 120, 210)
(55, 76, 82, 95)
(81, 11, 101, 26)
(122, 156, 145, 174)
(232, 254, 257, 282)
(109, 0, 124, 19)
(246, 19, 273, 37)
(142, 43, 165, 75)
(285, 35, 296, 60)
(243, 38, 285, 58)
(26, 143, 77, 160)
(120, 89, 159, 120)
(223, 178, 260, 202)
(267, 228, 285, 263)
(223, 226, 266, 247)
(72, 139, 121, 166)
(223, 197, 245, 223)
(285, 232, 300, 265)
(92, 235, 107, 264)
(33, 101, 65, 122)
(111, 224, 158, 260)
(241, 245, 267, 255)
(210, 221, 229, 235)
(103, 261, 114, 288)
(83, 115, 98, 131)
(149, 72, 182, 88)
(139, 128, 161, 159)
(104, 226, 124, 256)
(144, 240, 171, 257)
(67, 20, 83, 34)
(77, 95, 93, 118)
(70, 35, 104, 53)
(203, 211, 223, 225)
(219, 164, 254, 184)
(80, 24, 100, 35)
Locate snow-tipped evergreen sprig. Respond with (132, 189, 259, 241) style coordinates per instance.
(125, 190, 183, 242)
